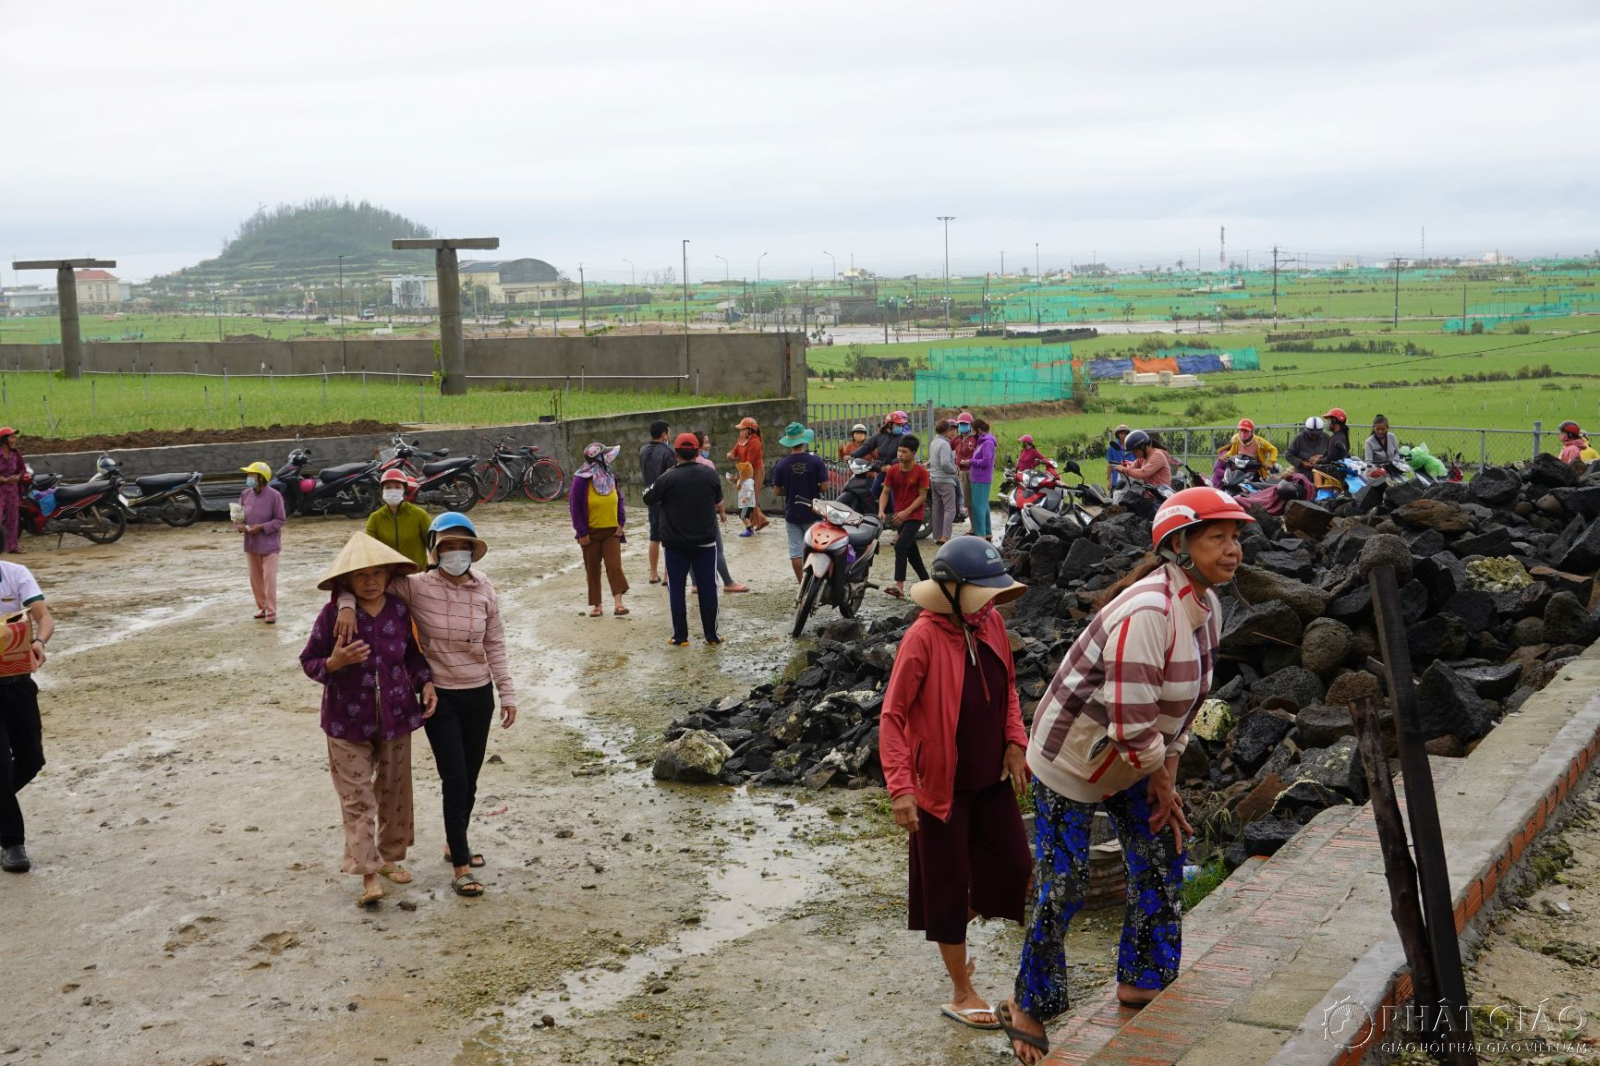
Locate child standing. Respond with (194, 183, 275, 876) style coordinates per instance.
(301, 532, 437, 908)
(736, 461, 758, 537)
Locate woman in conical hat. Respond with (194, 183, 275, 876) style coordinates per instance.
(301, 532, 437, 908)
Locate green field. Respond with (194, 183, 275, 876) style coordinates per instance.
(0, 372, 737, 443)
(0, 313, 433, 346)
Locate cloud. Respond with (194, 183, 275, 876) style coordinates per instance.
(4, 0, 1596, 281)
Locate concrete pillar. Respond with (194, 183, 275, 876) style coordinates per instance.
(436, 247, 465, 395)
(56, 265, 82, 379)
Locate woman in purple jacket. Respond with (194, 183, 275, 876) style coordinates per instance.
(236, 461, 287, 623)
(302, 533, 438, 908)
(965, 419, 998, 540)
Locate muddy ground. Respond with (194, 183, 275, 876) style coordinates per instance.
(1465, 774, 1600, 1064)
(2, 507, 1121, 1066)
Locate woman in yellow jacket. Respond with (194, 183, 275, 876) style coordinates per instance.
(366, 470, 432, 569)
(1209, 418, 1277, 489)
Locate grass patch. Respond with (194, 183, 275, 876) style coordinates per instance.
(1181, 860, 1228, 911)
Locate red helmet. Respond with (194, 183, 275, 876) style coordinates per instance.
(956, 411, 974, 425)
(1324, 407, 1348, 424)
(1019, 434, 1034, 444)
(1560, 420, 1582, 437)
(1152, 488, 1256, 557)
(1237, 418, 1255, 433)
(380, 468, 409, 486)
(888, 411, 910, 426)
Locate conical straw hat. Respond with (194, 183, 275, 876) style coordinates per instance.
(317, 532, 419, 591)
(909, 576, 1027, 615)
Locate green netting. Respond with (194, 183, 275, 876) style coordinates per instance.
(913, 346, 1075, 405)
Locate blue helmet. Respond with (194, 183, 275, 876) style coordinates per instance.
(428, 512, 478, 538)
(427, 512, 486, 562)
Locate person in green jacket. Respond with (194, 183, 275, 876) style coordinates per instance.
(366, 470, 431, 569)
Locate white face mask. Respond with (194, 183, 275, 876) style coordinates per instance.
(438, 549, 473, 576)
(382, 489, 404, 506)
(245, 475, 259, 489)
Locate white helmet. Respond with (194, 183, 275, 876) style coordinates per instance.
(850, 423, 868, 434)
(1304, 416, 1325, 431)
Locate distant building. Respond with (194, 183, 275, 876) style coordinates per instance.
(390, 275, 429, 310)
(74, 268, 124, 309)
(394, 258, 568, 308)
(2, 286, 58, 314)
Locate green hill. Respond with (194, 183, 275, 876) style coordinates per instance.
(161, 198, 436, 287)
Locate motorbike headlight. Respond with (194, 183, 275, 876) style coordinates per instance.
(826, 507, 852, 525)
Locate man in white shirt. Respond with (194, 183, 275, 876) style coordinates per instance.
(1, 559, 54, 873)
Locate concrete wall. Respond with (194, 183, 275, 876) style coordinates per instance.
(0, 332, 805, 401)
(28, 397, 805, 509)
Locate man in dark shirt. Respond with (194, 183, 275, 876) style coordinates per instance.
(642, 432, 726, 645)
(770, 421, 831, 584)
(638, 419, 674, 584)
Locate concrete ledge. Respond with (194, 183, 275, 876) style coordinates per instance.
(1041, 641, 1600, 1066)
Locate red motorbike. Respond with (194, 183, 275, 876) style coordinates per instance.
(19, 465, 128, 545)
(790, 496, 882, 637)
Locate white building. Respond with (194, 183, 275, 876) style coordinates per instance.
(389, 275, 429, 310)
(2, 286, 58, 313)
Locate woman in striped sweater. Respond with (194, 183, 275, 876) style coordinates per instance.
(997, 488, 1254, 1065)
(335, 512, 517, 899)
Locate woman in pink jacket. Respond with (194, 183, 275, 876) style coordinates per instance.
(880, 537, 1032, 1033)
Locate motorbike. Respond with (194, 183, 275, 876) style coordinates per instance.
(1000, 462, 1065, 548)
(94, 455, 204, 527)
(791, 495, 882, 637)
(1113, 476, 1175, 519)
(833, 458, 878, 512)
(270, 445, 379, 518)
(19, 464, 128, 544)
(379, 436, 480, 513)
(1217, 455, 1269, 497)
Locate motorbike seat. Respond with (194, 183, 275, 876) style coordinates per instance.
(846, 517, 882, 548)
(135, 472, 196, 492)
(422, 458, 473, 476)
(318, 462, 370, 483)
(52, 481, 101, 504)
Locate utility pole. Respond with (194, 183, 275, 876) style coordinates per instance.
(579, 262, 587, 333)
(337, 253, 348, 370)
(1220, 226, 1226, 269)
(13, 257, 117, 379)
(756, 252, 767, 331)
(1393, 252, 1402, 328)
(1000, 250, 1005, 276)
(1271, 244, 1282, 328)
(392, 236, 499, 395)
(622, 258, 635, 325)
(937, 216, 955, 332)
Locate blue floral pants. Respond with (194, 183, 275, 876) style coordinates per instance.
(1013, 774, 1185, 1020)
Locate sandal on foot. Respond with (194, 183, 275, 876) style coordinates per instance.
(589, 606, 604, 617)
(884, 586, 905, 598)
(451, 874, 484, 897)
(996, 1002, 1049, 1064)
(649, 576, 662, 585)
(613, 606, 630, 616)
(253, 610, 267, 619)
(941, 1005, 1001, 1031)
(357, 885, 385, 908)
(722, 584, 750, 593)
(378, 864, 412, 884)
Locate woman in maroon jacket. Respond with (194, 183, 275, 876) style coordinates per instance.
(879, 536, 1033, 1032)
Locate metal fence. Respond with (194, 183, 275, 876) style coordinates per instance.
(806, 401, 937, 500)
(1143, 421, 1559, 475)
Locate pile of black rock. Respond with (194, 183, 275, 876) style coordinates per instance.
(657, 453, 1600, 869)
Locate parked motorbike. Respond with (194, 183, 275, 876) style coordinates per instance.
(1000, 461, 1066, 549)
(833, 458, 878, 512)
(270, 446, 379, 518)
(1112, 477, 1175, 519)
(791, 495, 882, 637)
(20, 464, 127, 544)
(379, 436, 480, 513)
(95, 455, 204, 527)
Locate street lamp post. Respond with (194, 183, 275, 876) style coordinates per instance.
(756, 252, 768, 331)
(622, 258, 635, 325)
(579, 262, 587, 333)
(337, 253, 348, 370)
(715, 254, 729, 282)
(681, 239, 690, 333)
(823, 250, 836, 284)
(936, 215, 955, 332)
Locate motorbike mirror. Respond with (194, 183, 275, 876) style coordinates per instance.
(1063, 460, 1081, 475)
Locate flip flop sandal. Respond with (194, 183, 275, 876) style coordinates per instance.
(357, 885, 385, 908)
(722, 585, 750, 593)
(649, 577, 663, 585)
(253, 610, 267, 619)
(451, 874, 484, 898)
(995, 1002, 1049, 1064)
(941, 1005, 1002, 1031)
(378, 864, 412, 884)
(613, 607, 630, 616)
(589, 607, 604, 617)
(884, 587, 905, 598)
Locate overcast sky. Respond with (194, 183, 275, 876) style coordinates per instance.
(4, 0, 1597, 284)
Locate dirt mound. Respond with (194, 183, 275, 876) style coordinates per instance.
(35, 420, 401, 454)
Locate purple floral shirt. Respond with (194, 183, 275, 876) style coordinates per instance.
(300, 594, 432, 742)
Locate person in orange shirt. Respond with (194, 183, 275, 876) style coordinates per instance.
(727, 418, 768, 531)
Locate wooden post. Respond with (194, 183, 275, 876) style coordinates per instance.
(1368, 565, 1477, 1065)
(392, 238, 498, 397)
(12, 258, 117, 380)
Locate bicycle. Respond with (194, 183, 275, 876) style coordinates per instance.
(472, 436, 566, 502)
